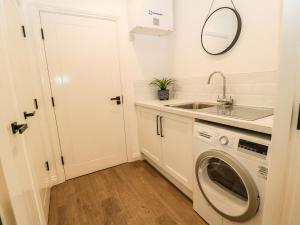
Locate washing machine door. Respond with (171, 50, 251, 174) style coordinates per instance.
(195, 150, 260, 222)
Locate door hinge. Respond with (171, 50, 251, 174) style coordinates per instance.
(21, 25, 26, 38)
(61, 156, 65, 165)
(34, 98, 39, 110)
(51, 97, 55, 107)
(45, 161, 50, 171)
(41, 28, 45, 40)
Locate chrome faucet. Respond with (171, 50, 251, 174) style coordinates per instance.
(207, 71, 233, 106)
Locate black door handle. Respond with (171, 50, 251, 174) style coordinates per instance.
(160, 116, 164, 138)
(110, 96, 121, 105)
(156, 115, 160, 136)
(11, 122, 28, 134)
(24, 111, 36, 119)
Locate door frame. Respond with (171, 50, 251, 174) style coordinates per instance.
(25, 4, 129, 185)
(262, 0, 299, 224)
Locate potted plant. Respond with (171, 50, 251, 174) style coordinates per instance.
(149, 77, 176, 100)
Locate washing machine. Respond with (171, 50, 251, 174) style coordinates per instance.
(193, 121, 270, 225)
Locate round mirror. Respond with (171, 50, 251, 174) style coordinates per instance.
(201, 7, 242, 55)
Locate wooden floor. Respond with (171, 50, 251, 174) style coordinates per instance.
(48, 161, 207, 225)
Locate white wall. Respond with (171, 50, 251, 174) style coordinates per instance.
(170, 0, 281, 77)
(134, 0, 281, 107)
(166, 0, 281, 107)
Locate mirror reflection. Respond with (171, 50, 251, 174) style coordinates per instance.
(201, 7, 242, 55)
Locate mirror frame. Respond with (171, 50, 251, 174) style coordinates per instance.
(201, 7, 242, 55)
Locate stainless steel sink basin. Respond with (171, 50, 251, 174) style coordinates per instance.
(166, 102, 216, 110)
(166, 102, 274, 121)
(200, 105, 274, 121)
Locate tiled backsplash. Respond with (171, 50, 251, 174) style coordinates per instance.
(134, 71, 278, 108)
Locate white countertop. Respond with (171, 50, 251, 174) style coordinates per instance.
(135, 99, 273, 135)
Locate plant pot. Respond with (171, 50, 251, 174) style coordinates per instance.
(158, 89, 170, 101)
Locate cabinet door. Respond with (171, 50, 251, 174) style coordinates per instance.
(137, 107, 162, 165)
(161, 112, 194, 190)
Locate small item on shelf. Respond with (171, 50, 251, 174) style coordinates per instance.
(150, 77, 176, 101)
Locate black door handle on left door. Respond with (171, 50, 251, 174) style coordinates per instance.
(160, 116, 164, 138)
(11, 122, 28, 134)
(110, 96, 121, 105)
(24, 111, 36, 119)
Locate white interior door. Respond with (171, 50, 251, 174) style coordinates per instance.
(1, 0, 51, 221)
(40, 12, 128, 179)
(0, 1, 44, 224)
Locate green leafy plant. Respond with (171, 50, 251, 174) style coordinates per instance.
(149, 77, 176, 90)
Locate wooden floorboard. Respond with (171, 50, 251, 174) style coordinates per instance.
(48, 161, 207, 225)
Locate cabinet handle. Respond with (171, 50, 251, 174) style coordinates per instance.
(160, 116, 164, 138)
(156, 115, 160, 135)
(297, 104, 300, 130)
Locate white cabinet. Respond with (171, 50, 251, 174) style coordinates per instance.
(128, 0, 174, 36)
(161, 112, 194, 190)
(136, 106, 194, 191)
(137, 107, 162, 165)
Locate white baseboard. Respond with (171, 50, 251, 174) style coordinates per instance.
(49, 152, 142, 187)
(129, 152, 142, 162)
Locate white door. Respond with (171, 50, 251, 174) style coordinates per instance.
(1, 0, 51, 221)
(137, 107, 162, 165)
(160, 112, 194, 190)
(0, 1, 43, 224)
(40, 12, 128, 179)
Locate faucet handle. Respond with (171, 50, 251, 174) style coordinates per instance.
(217, 96, 234, 106)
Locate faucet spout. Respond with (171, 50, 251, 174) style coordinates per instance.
(207, 71, 233, 106)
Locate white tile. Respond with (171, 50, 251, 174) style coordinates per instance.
(133, 71, 277, 108)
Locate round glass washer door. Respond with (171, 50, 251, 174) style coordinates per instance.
(195, 150, 260, 222)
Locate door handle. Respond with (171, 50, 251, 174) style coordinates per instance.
(160, 116, 164, 138)
(11, 122, 28, 134)
(156, 115, 160, 136)
(24, 111, 36, 119)
(297, 104, 300, 130)
(110, 96, 121, 105)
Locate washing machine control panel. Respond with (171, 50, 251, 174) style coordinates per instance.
(219, 136, 229, 145)
(194, 122, 270, 158)
(216, 134, 237, 148)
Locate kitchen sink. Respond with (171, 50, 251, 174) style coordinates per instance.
(166, 102, 274, 121)
(200, 105, 274, 121)
(166, 102, 216, 110)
